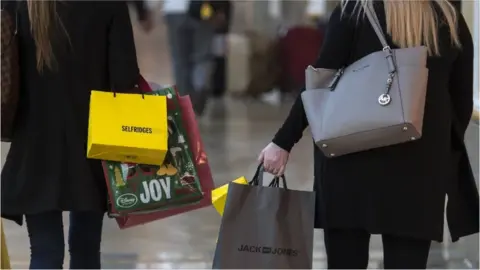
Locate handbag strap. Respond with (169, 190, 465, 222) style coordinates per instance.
(323, 2, 396, 91)
(362, 1, 397, 74)
(363, 1, 389, 50)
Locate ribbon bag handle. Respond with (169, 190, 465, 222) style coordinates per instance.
(268, 175, 288, 189)
(249, 164, 264, 186)
(112, 75, 152, 99)
(249, 164, 288, 189)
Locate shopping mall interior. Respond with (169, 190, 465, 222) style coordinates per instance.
(1, 1, 478, 268)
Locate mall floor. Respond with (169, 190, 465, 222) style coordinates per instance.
(1, 11, 479, 269)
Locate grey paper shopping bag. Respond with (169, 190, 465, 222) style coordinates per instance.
(212, 166, 315, 269)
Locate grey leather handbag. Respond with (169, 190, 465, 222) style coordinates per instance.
(301, 2, 428, 158)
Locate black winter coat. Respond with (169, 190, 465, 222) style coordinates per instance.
(272, 2, 479, 242)
(1, 1, 141, 225)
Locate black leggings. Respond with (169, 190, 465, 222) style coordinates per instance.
(324, 228, 431, 269)
(26, 211, 104, 269)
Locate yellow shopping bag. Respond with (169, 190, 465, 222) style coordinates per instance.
(87, 90, 168, 165)
(1, 221, 10, 270)
(211, 177, 249, 216)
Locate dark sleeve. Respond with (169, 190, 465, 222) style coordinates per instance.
(129, 0, 148, 21)
(108, 2, 141, 92)
(449, 14, 474, 139)
(272, 4, 356, 152)
(1, 0, 17, 14)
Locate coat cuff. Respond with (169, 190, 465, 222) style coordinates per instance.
(272, 135, 294, 153)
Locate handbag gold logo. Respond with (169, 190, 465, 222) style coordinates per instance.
(122, 126, 153, 134)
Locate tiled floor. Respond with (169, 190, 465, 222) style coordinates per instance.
(1, 10, 478, 269)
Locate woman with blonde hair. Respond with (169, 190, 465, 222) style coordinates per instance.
(1, 1, 142, 268)
(259, 0, 479, 268)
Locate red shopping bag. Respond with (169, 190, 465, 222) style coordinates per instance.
(114, 86, 214, 229)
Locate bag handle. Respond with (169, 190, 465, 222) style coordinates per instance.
(112, 75, 151, 99)
(321, 2, 397, 95)
(250, 164, 288, 189)
(362, 2, 397, 74)
(268, 175, 287, 188)
(363, 2, 389, 50)
(361, 2, 398, 105)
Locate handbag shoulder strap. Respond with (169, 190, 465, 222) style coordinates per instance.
(363, 1, 389, 50)
(362, 1, 396, 73)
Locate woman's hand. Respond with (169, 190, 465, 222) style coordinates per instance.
(258, 143, 289, 176)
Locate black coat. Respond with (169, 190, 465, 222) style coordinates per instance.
(1, 1, 141, 225)
(272, 2, 479, 242)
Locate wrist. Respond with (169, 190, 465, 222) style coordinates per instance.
(271, 138, 292, 153)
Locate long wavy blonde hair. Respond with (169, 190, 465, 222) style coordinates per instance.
(342, 0, 461, 56)
(27, 0, 68, 72)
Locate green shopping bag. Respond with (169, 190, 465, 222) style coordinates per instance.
(102, 87, 203, 216)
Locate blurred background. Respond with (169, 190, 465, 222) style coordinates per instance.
(1, 0, 479, 268)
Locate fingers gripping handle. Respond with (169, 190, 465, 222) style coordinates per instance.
(250, 164, 288, 189)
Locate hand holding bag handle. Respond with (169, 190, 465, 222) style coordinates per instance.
(250, 164, 288, 189)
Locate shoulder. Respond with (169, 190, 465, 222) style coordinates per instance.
(1, 0, 18, 15)
(57, 1, 128, 14)
(456, 13, 473, 45)
(60, 1, 130, 24)
(440, 9, 473, 57)
(328, 1, 361, 28)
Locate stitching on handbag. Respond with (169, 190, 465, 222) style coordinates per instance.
(322, 122, 410, 142)
(392, 49, 407, 123)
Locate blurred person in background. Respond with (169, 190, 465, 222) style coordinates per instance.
(259, 0, 479, 268)
(1, 1, 142, 268)
(211, 1, 233, 99)
(306, 0, 329, 32)
(163, 0, 229, 115)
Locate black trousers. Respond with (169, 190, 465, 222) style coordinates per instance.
(26, 211, 104, 269)
(324, 228, 431, 269)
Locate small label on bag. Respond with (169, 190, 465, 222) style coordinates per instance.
(122, 126, 153, 134)
(237, 244, 299, 257)
(116, 193, 138, 208)
(124, 155, 138, 160)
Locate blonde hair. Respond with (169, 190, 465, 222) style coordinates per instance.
(342, 0, 461, 56)
(27, 1, 69, 72)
